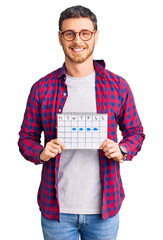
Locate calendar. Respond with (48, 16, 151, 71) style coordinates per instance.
(57, 113, 108, 149)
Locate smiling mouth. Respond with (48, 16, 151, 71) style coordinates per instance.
(71, 48, 86, 53)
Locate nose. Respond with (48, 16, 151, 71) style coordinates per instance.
(73, 32, 83, 44)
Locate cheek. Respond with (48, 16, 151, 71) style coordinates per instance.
(88, 40, 95, 49)
(62, 42, 70, 51)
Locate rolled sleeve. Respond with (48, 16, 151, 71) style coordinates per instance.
(118, 80, 145, 160)
(18, 82, 44, 165)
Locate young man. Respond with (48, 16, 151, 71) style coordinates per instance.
(18, 5, 145, 240)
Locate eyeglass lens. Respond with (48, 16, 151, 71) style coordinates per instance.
(63, 30, 92, 41)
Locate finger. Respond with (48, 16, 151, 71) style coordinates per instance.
(106, 152, 124, 163)
(103, 145, 114, 153)
(100, 139, 113, 150)
(49, 142, 62, 153)
(45, 150, 56, 159)
(99, 139, 107, 149)
(105, 150, 114, 158)
(49, 147, 59, 155)
(104, 151, 110, 158)
(54, 145, 62, 154)
(52, 139, 65, 149)
(107, 152, 117, 159)
(57, 139, 65, 149)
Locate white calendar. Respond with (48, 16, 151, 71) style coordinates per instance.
(57, 113, 108, 149)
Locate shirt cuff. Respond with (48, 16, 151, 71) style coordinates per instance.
(118, 143, 130, 161)
(35, 146, 45, 164)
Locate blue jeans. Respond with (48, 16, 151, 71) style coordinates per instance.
(41, 213, 119, 240)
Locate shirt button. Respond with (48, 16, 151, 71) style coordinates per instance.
(58, 109, 61, 113)
(63, 92, 66, 96)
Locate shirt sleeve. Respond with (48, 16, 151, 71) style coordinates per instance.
(18, 82, 44, 165)
(118, 79, 145, 161)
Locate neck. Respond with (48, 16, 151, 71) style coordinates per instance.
(65, 57, 94, 77)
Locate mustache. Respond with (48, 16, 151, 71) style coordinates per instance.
(69, 44, 87, 48)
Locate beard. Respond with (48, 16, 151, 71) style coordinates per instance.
(61, 41, 95, 64)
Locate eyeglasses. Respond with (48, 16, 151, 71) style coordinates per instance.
(59, 29, 96, 42)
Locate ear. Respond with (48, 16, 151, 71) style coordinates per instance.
(58, 31, 62, 46)
(95, 30, 99, 45)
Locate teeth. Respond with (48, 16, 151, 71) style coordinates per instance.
(72, 49, 84, 51)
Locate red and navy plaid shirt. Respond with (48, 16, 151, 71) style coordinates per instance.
(18, 60, 145, 222)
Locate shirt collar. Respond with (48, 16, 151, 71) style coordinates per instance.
(58, 59, 106, 79)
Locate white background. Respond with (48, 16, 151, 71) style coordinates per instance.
(1, 0, 163, 239)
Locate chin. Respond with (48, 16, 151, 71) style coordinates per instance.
(67, 53, 93, 64)
(65, 55, 87, 64)
(71, 58, 87, 64)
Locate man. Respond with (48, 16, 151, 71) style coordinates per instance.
(18, 5, 145, 240)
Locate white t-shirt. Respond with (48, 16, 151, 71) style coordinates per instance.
(58, 71, 102, 214)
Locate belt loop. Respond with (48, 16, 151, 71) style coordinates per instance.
(83, 214, 86, 226)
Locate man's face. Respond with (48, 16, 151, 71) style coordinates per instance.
(58, 18, 99, 64)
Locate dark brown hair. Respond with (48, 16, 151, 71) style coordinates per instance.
(59, 5, 97, 31)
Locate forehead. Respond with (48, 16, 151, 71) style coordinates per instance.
(61, 18, 94, 31)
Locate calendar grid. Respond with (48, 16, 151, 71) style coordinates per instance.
(57, 113, 108, 149)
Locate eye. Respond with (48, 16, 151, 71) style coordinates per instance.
(82, 31, 90, 36)
(65, 31, 74, 37)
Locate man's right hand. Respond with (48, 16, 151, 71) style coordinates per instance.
(40, 139, 65, 162)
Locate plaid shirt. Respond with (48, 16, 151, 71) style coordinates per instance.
(18, 60, 145, 222)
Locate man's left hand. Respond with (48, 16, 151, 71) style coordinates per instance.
(100, 139, 124, 163)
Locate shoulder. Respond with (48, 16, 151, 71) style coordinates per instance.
(28, 66, 63, 101)
(104, 69, 127, 86)
(34, 67, 62, 88)
(104, 69, 130, 95)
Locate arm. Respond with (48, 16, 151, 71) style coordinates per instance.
(118, 80, 145, 160)
(18, 82, 44, 165)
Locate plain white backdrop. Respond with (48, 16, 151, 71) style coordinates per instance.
(1, 0, 163, 239)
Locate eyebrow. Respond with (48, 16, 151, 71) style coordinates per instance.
(61, 29, 92, 32)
